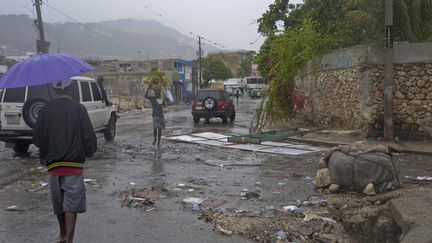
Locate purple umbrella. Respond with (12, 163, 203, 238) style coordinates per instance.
(0, 53, 94, 89)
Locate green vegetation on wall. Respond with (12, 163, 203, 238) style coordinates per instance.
(256, 0, 432, 125)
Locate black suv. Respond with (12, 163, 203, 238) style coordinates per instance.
(191, 89, 235, 124)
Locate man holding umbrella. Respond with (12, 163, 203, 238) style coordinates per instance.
(34, 79, 97, 243)
(0, 53, 96, 243)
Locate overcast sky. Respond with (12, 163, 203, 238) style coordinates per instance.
(0, 0, 303, 51)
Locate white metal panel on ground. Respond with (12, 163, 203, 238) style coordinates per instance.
(164, 132, 327, 156)
(193, 132, 230, 140)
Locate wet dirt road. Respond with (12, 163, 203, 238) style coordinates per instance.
(1, 97, 432, 243)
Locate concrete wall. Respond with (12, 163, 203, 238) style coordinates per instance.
(296, 42, 432, 138)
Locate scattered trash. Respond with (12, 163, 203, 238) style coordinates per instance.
(120, 187, 167, 209)
(216, 225, 233, 236)
(273, 191, 281, 195)
(185, 177, 209, 185)
(317, 216, 337, 224)
(283, 205, 304, 214)
(129, 182, 137, 186)
(403, 175, 413, 180)
(277, 182, 287, 186)
(304, 176, 314, 181)
(123, 196, 154, 208)
(303, 212, 318, 222)
(319, 199, 328, 206)
(276, 230, 287, 240)
(177, 183, 185, 187)
(84, 179, 97, 183)
(416, 176, 432, 181)
(266, 205, 275, 211)
(195, 155, 201, 161)
(187, 189, 195, 192)
(240, 191, 260, 200)
(182, 197, 207, 211)
(38, 181, 49, 187)
(145, 208, 155, 212)
(6, 206, 25, 211)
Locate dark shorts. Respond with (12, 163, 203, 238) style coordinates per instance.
(49, 173, 86, 215)
(153, 114, 165, 130)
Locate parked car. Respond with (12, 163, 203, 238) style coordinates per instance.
(0, 76, 118, 154)
(191, 89, 235, 124)
(249, 89, 261, 99)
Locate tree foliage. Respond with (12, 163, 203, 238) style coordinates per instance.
(256, 0, 432, 125)
(202, 59, 232, 87)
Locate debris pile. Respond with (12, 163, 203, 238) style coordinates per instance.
(120, 186, 169, 209)
(315, 144, 401, 195)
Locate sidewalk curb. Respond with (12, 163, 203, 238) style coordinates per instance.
(284, 137, 432, 156)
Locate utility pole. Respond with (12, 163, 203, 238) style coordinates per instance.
(383, 0, 394, 141)
(198, 36, 202, 88)
(34, 0, 50, 53)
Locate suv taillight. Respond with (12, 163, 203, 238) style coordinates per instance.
(218, 102, 225, 110)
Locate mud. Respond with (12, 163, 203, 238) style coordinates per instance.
(1, 97, 432, 242)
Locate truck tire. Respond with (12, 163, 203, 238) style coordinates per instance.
(222, 115, 228, 124)
(13, 141, 31, 154)
(230, 111, 236, 122)
(23, 97, 49, 129)
(104, 115, 116, 142)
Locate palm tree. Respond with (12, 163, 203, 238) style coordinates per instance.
(344, 0, 432, 43)
(394, 0, 432, 42)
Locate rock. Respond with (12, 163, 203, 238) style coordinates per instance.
(395, 91, 405, 99)
(318, 157, 327, 169)
(363, 183, 376, 196)
(315, 168, 332, 188)
(329, 184, 340, 193)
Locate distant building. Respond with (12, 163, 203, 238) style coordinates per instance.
(173, 60, 193, 101)
(91, 58, 194, 102)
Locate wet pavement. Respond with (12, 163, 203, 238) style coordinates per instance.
(1, 97, 432, 242)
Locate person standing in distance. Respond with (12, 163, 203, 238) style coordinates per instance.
(34, 79, 97, 243)
(145, 80, 166, 148)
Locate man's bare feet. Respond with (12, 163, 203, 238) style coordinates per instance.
(57, 235, 67, 243)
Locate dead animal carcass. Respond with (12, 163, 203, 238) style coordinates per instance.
(315, 144, 401, 195)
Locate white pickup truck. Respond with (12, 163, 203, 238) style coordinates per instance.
(0, 76, 118, 154)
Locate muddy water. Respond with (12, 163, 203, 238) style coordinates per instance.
(1, 97, 432, 242)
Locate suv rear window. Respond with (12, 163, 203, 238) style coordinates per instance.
(3, 87, 26, 103)
(28, 85, 52, 100)
(196, 90, 222, 101)
(80, 82, 92, 102)
(91, 83, 103, 101)
(70, 81, 80, 102)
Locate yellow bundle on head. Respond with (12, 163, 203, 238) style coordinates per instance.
(142, 69, 173, 90)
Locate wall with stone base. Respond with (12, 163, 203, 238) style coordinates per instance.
(296, 43, 432, 139)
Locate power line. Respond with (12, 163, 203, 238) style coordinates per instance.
(135, 0, 228, 51)
(41, 0, 139, 56)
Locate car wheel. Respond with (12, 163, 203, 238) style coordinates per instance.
(104, 115, 117, 142)
(222, 116, 228, 124)
(203, 97, 217, 110)
(193, 116, 200, 124)
(23, 97, 49, 129)
(230, 111, 236, 122)
(13, 141, 30, 154)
